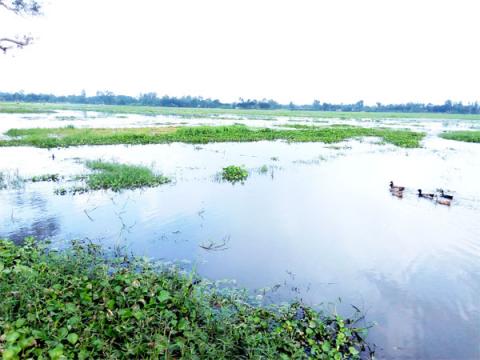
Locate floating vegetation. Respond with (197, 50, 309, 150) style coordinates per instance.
(271, 156, 279, 161)
(85, 161, 170, 192)
(51, 161, 170, 195)
(55, 116, 77, 121)
(0, 238, 370, 359)
(440, 130, 480, 143)
(221, 165, 249, 183)
(1, 125, 425, 148)
(326, 144, 352, 150)
(30, 174, 61, 182)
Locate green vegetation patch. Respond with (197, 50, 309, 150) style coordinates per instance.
(85, 160, 170, 192)
(0, 239, 369, 359)
(30, 174, 60, 182)
(439, 130, 480, 143)
(221, 165, 249, 183)
(1, 125, 425, 148)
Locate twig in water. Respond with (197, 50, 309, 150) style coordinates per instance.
(199, 235, 230, 251)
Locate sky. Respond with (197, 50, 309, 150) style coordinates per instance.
(1, 0, 479, 105)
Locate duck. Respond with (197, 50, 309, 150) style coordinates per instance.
(390, 181, 405, 192)
(439, 189, 453, 200)
(390, 189, 403, 198)
(417, 189, 434, 199)
(435, 195, 451, 206)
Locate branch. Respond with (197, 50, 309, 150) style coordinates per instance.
(0, 0, 40, 15)
(0, 36, 32, 53)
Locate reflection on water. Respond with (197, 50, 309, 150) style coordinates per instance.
(0, 113, 479, 359)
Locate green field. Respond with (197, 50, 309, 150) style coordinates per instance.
(1, 101, 480, 120)
(1, 125, 426, 148)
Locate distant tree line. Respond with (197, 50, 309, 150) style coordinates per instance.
(1, 91, 479, 114)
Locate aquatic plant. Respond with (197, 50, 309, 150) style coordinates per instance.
(221, 165, 249, 183)
(439, 130, 480, 143)
(30, 174, 60, 182)
(0, 238, 370, 359)
(85, 160, 170, 192)
(0, 171, 25, 190)
(259, 164, 269, 174)
(1, 125, 425, 148)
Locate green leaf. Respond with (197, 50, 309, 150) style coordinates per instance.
(349, 346, 359, 356)
(2, 348, 18, 360)
(5, 331, 20, 344)
(48, 345, 64, 360)
(67, 333, 79, 345)
(57, 327, 68, 339)
(157, 290, 171, 303)
(321, 341, 331, 352)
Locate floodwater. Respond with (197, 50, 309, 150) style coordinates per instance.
(0, 112, 479, 359)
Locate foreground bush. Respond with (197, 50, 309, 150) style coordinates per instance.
(0, 239, 369, 359)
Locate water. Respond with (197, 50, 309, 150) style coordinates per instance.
(1, 112, 479, 359)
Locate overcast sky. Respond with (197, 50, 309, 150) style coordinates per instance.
(1, 0, 479, 104)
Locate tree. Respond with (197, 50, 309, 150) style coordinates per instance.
(0, 0, 41, 53)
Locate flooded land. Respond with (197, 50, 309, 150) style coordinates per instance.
(1, 106, 479, 359)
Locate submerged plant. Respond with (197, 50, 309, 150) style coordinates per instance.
(0, 238, 371, 359)
(221, 165, 249, 183)
(259, 164, 269, 174)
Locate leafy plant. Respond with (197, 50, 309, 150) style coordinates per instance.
(0, 239, 370, 359)
(221, 165, 249, 183)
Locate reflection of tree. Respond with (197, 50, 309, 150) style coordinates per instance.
(363, 266, 480, 359)
(4, 216, 59, 244)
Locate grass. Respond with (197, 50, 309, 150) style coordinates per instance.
(2, 101, 480, 120)
(0, 171, 25, 190)
(0, 238, 369, 359)
(439, 130, 480, 143)
(1, 125, 425, 148)
(221, 165, 249, 183)
(85, 160, 170, 192)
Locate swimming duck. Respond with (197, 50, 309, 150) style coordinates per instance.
(417, 189, 434, 199)
(390, 181, 405, 192)
(439, 190, 453, 200)
(435, 196, 451, 206)
(390, 189, 403, 198)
